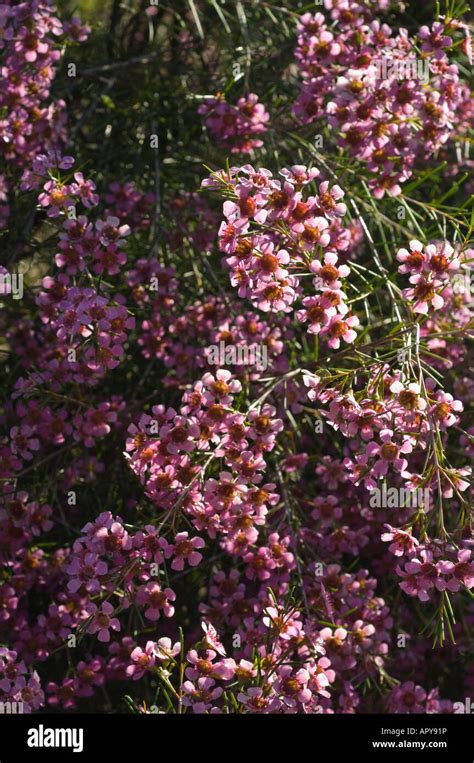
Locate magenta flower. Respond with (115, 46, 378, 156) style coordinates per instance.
(64, 17, 91, 42)
(166, 531, 205, 571)
(273, 665, 312, 707)
(71, 172, 99, 208)
(438, 549, 474, 592)
(46, 678, 76, 710)
(320, 314, 359, 349)
(297, 295, 336, 335)
(201, 370, 242, 405)
(388, 681, 427, 713)
(237, 687, 274, 713)
(38, 180, 74, 218)
(86, 602, 120, 642)
(381, 525, 419, 557)
(366, 429, 413, 477)
(182, 677, 223, 713)
(74, 659, 104, 697)
(95, 216, 130, 246)
(127, 641, 157, 680)
(9, 426, 40, 461)
(136, 582, 176, 621)
(418, 22, 452, 56)
(198, 93, 269, 154)
(92, 244, 128, 276)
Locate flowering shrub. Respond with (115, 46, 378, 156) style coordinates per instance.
(0, 0, 472, 716)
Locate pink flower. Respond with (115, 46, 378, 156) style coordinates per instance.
(402, 275, 444, 314)
(310, 251, 350, 289)
(95, 216, 130, 246)
(38, 180, 74, 217)
(66, 552, 108, 595)
(74, 659, 104, 697)
(397, 551, 441, 601)
(154, 638, 180, 661)
(280, 165, 319, 186)
(426, 242, 459, 278)
(320, 314, 359, 349)
(315, 181, 346, 218)
(381, 525, 419, 557)
(251, 244, 290, 282)
(71, 172, 99, 208)
(280, 453, 309, 472)
(430, 392, 463, 428)
(366, 429, 413, 477)
(389, 380, 427, 412)
(439, 549, 474, 591)
(136, 582, 176, 621)
(244, 546, 276, 581)
(185, 650, 235, 681)
(299, 216, 330, 248)
(396, 240, 428, 274)
(166, 532, 205, 571)
(351, 620, 375, 647)
(182, 677, 223, 713)
(134, 525, 167, 564)
(127, 641, 156, 680)
(418, 22, 452, 56)
(201, 370, 242, 405)
(223, 188, 267, 225)
(92, 245, 127, 276)
(273, 665, 312, 707)
(86, 602, 120, 642)
(46, 679, 76, 710)
(160, 415, 200, 455)
(237, 686, 273, 713)
(254, 278, 297, 313)
(64, 17, 91, 42)
(201, 622, 226, 656)
(198, 93, 269, 154)
(9, 426, 40, 460)
(388, 681, 427, 713)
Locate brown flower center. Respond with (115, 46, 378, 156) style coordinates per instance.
(320, 264, 339, 282)
(380, 443, 398, 461)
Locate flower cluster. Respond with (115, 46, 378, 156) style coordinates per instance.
(203, 164, 360, 349)
(198, 94, 269, 154)
(0, 0, 471, 719)
(293, 5, 472, 197)
(0, 0, 89, 226)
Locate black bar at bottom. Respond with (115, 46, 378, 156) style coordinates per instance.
(0, 712, 472, 761)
